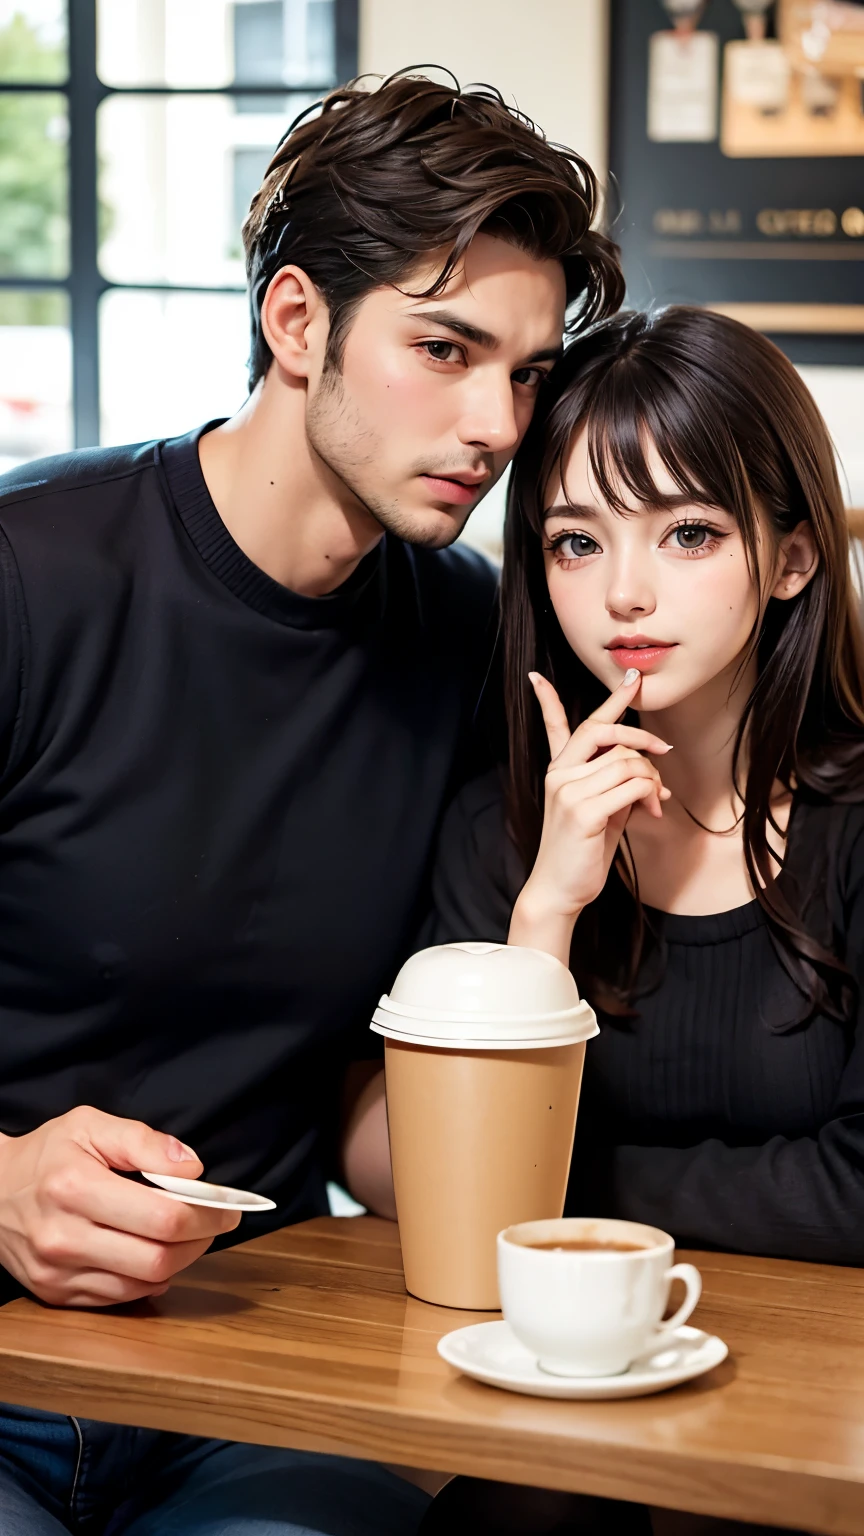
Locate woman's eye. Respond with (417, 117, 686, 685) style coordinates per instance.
(669, 524, 713, 552)
(421, 340, 462, 363)
(553, 534, 600, 560)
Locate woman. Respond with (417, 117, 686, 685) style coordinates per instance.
(430, 305, 864, 1266)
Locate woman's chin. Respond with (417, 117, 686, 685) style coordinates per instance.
(585, 657, 696, 712)
(627, 672, 692, 713)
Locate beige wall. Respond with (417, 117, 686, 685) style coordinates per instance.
(359, 0, 610, 183)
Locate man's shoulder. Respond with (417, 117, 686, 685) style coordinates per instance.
(401, 540, 499, 633)
(0, 439, 161, 517)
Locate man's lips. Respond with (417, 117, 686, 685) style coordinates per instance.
(419, 472, 488, 506)
(606, 636, 678, 672)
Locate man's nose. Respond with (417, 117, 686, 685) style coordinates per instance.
(606, 552, 656, 619)
(456, 370, 519, 455)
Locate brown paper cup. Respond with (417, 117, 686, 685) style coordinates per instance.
(372, 942, 598, 1310)
(385, 1035, 587, 1309)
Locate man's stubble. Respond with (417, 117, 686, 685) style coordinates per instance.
(305, 364, 474, 551)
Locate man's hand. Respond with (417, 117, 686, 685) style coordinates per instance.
(0, 1106, 241, 1307)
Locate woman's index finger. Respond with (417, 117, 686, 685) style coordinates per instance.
(586, 667, 642, 727)
(528, 672, 573, 760)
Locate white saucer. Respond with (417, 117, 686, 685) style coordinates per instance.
(140, 1172, 277, 1213)
(437, 1320, 728, 1400)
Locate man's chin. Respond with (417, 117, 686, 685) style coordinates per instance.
(370, 501, 473, 551)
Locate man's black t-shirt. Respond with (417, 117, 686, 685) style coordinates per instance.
(0, 424, 497, 1256)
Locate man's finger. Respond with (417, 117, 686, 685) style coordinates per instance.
(529, 672, 572, 760)
(29, 1207, 221, 1286)
(61, 1154, 240, 1243)
(585, 666, 643, 728)
(61, 1271, 175, 1308)
(70, 1107, 203, 1179)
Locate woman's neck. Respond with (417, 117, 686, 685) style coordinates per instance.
(638, 653, 757, 826)
(626, 651, 791, 915)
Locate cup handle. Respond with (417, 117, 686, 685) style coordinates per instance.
(656, 1262, 702, 1334)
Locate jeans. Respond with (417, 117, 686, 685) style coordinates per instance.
(0, 1403, 430, 1535)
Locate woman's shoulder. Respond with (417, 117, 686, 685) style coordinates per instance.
(793, 789, 864, 838)
(430, 768, 526, 945)
(791, 792, 864, 900)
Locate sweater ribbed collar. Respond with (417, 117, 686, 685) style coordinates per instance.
(159, 421, 385, 631)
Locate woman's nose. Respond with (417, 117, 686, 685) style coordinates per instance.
(606, 561, 656, 620)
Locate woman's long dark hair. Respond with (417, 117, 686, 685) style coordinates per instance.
(503, 307, 864, 1025)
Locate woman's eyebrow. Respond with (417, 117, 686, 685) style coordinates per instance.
(542, 502, 600, 522)
(542, 493, 718, 524)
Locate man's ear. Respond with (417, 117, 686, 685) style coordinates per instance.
(260, 264, 329, 382)
(770, 520, 819, 602)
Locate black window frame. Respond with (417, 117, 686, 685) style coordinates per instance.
(0, 0, 358, 448)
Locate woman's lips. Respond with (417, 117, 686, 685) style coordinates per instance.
(420, 474, 484, 506)
(607, 643, 677, 672)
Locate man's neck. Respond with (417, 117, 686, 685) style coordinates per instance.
(197, 375, 383, 597)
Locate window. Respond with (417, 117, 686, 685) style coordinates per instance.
(0, 0, 357, 468)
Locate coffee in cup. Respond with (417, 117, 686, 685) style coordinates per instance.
(527, 1238, 645, 1252)
(497, 1216, 702, 1377)
(371, 942, 598, 1310)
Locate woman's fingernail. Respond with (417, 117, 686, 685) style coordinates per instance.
(660, 787, 672, 800)
(167, 1139, 198, 1162)
(623, 668, 640, 686)
(528, 671, 540, 684)
(659, 743, 673, 752)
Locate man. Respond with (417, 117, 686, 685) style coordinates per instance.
(0, 71, 622, 1535)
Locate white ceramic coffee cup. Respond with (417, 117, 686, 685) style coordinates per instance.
(497, 1216, 702, 1377)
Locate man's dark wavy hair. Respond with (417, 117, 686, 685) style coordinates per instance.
(241, 68, 624, 391)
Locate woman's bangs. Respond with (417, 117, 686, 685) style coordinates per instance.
(582, 370, 741, 522)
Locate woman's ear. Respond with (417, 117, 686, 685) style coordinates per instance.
(770, 520, 819, 602)
(259, 264, 329, 383)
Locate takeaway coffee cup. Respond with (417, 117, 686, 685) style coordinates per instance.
(497, 1217, 702, 1377)
(371, 942, 598, 1310)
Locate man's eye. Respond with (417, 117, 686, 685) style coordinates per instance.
(421, 340, 461, 363)
(512, 366, 546, 389)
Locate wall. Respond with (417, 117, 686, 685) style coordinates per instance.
(359, 0, 609, 180)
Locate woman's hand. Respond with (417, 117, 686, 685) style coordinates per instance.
(508, 668, 671, 964)
(339, 1064, 396, 1220)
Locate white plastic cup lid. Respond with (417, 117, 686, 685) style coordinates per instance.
(370, 942, 598, 1050)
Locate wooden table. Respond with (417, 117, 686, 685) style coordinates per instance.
(0, 1217, 862, 1535)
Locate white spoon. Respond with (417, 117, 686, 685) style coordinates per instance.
(140, 1172, 276, 1212)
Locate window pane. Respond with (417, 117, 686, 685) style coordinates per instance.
(100, 290, 250, 447)
(0, 90, 67, 277)
(0, 289, 71, 471)
(97, 0, 335, 89)
(0, 1, 66, 83)
(98, 93, 315, 285)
